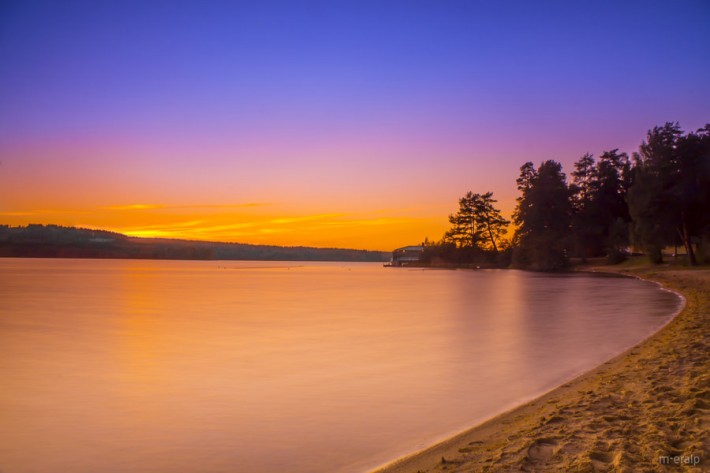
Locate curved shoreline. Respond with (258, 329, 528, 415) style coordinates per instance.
(372, 266, 708, 472)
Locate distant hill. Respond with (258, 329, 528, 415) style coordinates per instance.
(0, 224, 390, 262)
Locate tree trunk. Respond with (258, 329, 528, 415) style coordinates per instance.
(470, 219, 475, 248)
(486, 221, 498, 253)
(681, 220, 697, 265)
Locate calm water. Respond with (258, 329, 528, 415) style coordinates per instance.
(0, 258, 681, 473)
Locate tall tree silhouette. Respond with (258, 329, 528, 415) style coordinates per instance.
(446, 192, 482, 248)
(595, 149, 632, 261)
(628, 123, 710, 264)
(570, 150, 631, 262)
(446, 191, 509, 252)
(569, 153, 597, 262)
(513, 160, 572, 270)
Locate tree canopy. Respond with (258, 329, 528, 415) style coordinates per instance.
(418, 121, 709, 270)
(569, 150, 631, 263)
(445, 191, 509, 252)
(512, 160, 572, 270)
(628, 123, 710, 264)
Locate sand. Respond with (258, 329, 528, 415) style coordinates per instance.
(373, 264, 709, 472)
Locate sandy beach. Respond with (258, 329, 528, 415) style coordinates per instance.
(374, 264, 708, 472)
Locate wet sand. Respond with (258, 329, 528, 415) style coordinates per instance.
(373, 265, 708, 472)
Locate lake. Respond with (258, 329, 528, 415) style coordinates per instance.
(0, 258, 681, 472)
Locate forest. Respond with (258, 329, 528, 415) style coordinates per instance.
(423, 122, 710, 270)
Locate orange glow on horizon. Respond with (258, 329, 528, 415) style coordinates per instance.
(0, 133, 522, 251)
(0, 203, 470, 251)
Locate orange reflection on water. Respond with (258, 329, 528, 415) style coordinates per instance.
(0, 259, 680, 473)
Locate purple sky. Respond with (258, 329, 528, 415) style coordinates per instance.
(1, 1, 708, 249)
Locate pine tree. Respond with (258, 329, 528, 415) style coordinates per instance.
(628, 122, 709, 265)
(513, 160, 572, 270)
(446, 192, 509, 252)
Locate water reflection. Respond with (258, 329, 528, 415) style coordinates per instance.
(0, 259, 680, 472)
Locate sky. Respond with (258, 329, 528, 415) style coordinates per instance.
(1, 0, 709, 250)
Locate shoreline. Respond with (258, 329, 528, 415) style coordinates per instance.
(372, 265, 708, 472)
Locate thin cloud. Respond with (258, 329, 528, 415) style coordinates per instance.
(319, 217, 417, 227)
(268, 213, 343, 225)
(101, 202, 273, 211)
(182, 203, 272, 209)
(189, 222, 260, 233)
(102, 204, 164, 210)
(121, 220, 205, 231)
(91, 212, 410, 243)
(1, 209, 92, 215)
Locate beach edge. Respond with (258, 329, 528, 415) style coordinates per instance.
(371, 265, 708, 472)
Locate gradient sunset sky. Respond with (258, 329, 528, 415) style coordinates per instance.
(1, 1, 709, 250)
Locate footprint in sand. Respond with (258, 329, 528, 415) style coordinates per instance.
(670, 439, 691, 451)
(589, 450, 613, 470)
(526, 438, 559, 463)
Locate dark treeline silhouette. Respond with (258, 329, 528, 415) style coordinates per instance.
(628, 123, 710, 265)
(0, 224, 389, 262)
(569, 150, 631, 265)
(422, 122, 710, 270)
(512, 160, 574, 270)
(421, 191, 512, 268)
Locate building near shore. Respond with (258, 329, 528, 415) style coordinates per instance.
(390, 245, 424, 266)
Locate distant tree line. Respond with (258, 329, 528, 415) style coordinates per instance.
(422, 122, 710, 270)
(0, 224, 389, 262)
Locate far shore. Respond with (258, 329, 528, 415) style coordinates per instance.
(373, 262, 708, 472)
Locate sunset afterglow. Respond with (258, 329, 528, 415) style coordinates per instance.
(1, 2, 708, 250)
(1, 3, 709, 473)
